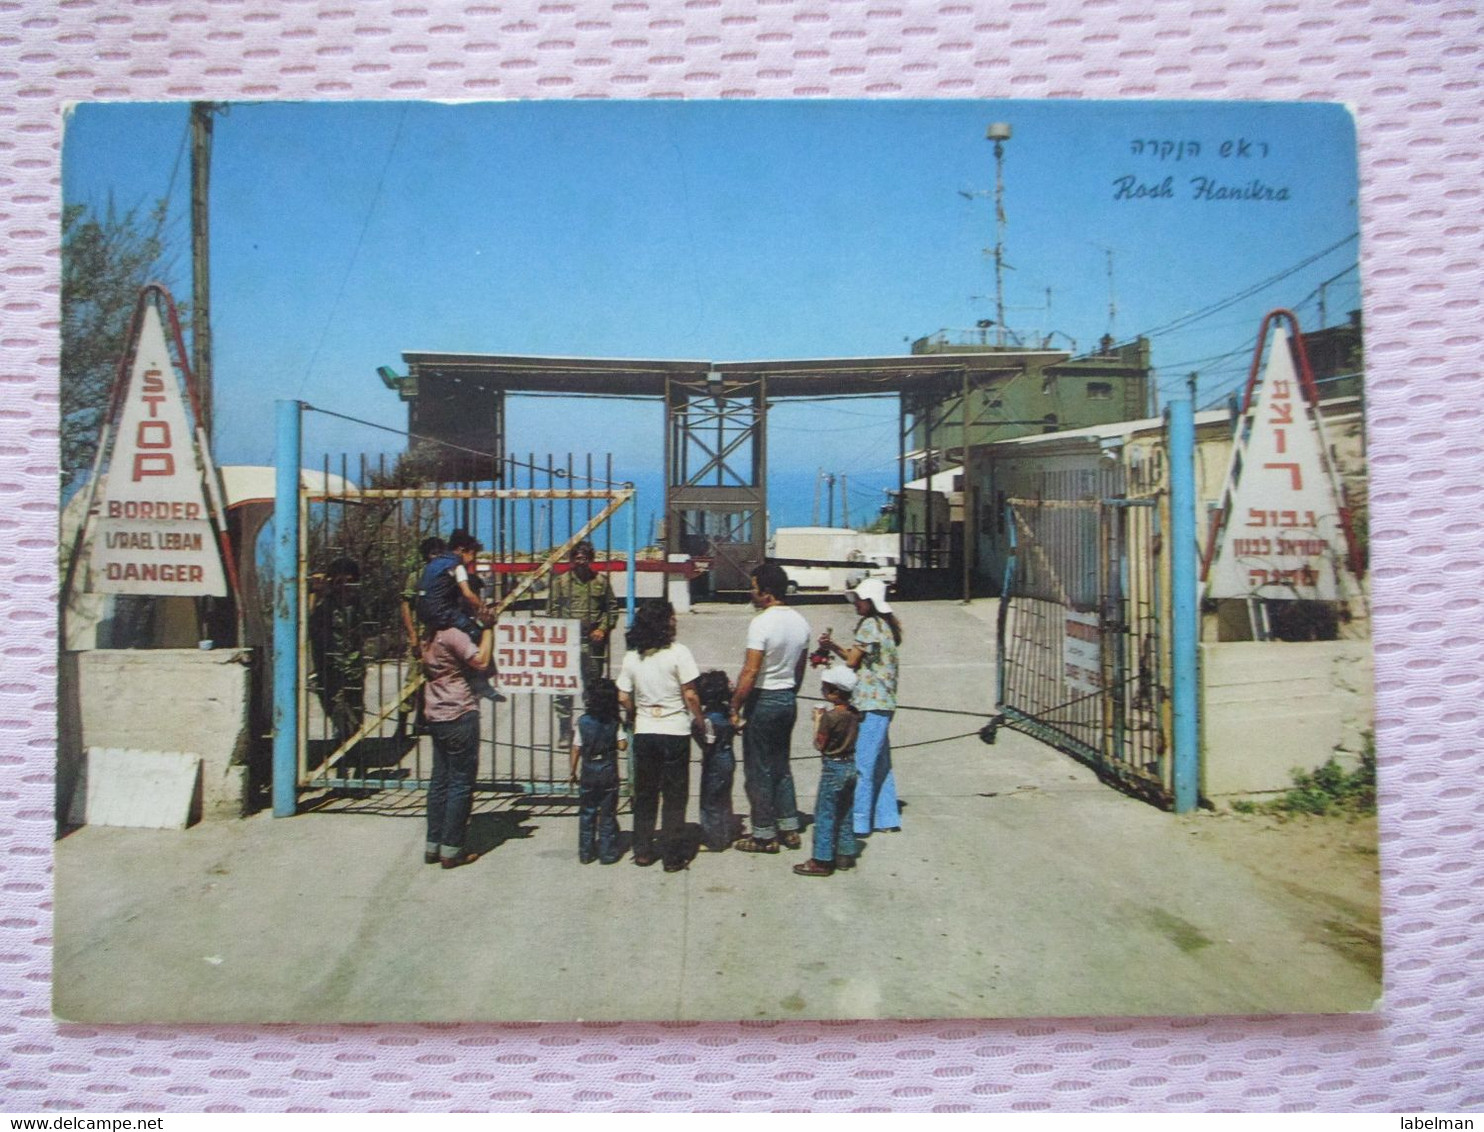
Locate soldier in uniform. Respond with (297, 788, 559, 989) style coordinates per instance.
(547, 540, 618, 746)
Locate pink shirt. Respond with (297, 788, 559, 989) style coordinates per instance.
(422, 627, 484, 723)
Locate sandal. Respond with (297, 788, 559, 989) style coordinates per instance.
(779, 831, 802, 850)
(792, 858, 835, 877)
(732, 836, 779, 854)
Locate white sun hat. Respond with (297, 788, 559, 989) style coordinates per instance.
(820, 664, 858, 695)
(847, 576, 893, 614)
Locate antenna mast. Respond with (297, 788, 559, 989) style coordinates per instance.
(1105, 247, 1118, 339)
(988, 122, 1013, 348)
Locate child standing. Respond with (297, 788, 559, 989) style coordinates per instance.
(695, 669, 737, 853)
(793, 665, 861, 878)
(569, 676, 626, 865)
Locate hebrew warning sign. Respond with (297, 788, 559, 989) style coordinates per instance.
(1205, 324, 1348, 602)
(494, 618, 582, 696)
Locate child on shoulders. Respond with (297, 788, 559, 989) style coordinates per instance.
(417, 529, 503, 702)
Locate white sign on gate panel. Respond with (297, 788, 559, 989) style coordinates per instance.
(1206, 325, 1346, 602)
(90, 303, 227, 596)
(495, 618, 582, 695)
(1064, 609, 1102, 696)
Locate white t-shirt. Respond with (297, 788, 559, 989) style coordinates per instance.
(746, 603, 811, 690)
(617, 642, 701, 735)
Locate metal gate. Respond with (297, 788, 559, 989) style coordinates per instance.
(294, 448, 634, 799)
(994, 455, 1171, 804)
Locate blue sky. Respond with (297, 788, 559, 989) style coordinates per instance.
(63, 99, 1360, 529)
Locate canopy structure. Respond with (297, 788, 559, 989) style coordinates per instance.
(384, 343, 1151, 597)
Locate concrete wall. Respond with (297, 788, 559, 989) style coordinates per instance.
(1201, 639, 1372, 799)
(59, 648, 253, 825)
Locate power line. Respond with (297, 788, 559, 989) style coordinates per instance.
(1132, 233, 1358, 341)
(146, 116, 191, 250)
(298, 105, 410, 397)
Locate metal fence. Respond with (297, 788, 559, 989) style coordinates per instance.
(995, 453, 1171, 805)
(297, 447, 633, 798)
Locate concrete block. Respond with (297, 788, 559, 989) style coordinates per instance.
(63, 648, 253, 823)
(71, 747, 202, 829)
(1200, 640, 1372, 797)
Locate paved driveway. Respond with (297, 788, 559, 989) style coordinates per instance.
(54, 599, 1380, 1023)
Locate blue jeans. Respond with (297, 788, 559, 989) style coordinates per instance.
(578, 760, 620, 862)
(699, 728, 736, 850)
(742, 689, 800, 841)
(811, 757, 859, 862)
(853, 709, 901, 835)
(426, 711, 480, 858)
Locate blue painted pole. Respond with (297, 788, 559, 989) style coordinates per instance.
(625, 484, 638, 630)
(272, 399, 302, 818)
(1168, 380, 1200, 813)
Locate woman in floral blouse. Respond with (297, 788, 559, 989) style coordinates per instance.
(818, 577, 902, 837)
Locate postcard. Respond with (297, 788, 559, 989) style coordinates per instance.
(55, 100, 1376, 1023)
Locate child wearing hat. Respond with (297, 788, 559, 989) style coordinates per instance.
(794, 664, 862, 877)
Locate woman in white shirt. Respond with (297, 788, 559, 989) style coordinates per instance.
(617, 601, 705, 872)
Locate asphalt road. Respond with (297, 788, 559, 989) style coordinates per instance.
(53, 599, 1381, 1023)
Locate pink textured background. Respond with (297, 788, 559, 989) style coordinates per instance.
(4, 0, 1482, 1113)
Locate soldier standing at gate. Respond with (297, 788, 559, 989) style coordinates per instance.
(547, 540, 617, 747)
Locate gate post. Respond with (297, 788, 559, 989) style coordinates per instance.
(626, 483, 638, 630)
(272, 399, 302, 818)
(1168, 383, 1200, 813)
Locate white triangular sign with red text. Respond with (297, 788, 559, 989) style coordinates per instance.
(1205, 325, 1348, 602)
(89, 302, 227, 596)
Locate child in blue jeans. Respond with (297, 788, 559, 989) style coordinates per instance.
(794, 665, 860, 877)
(569, 677, 626, 864)
(695, 670, 737, 852)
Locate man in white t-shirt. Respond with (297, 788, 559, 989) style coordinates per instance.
(729, 562, 811, 853)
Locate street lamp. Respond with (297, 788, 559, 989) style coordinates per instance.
(987, 122, 1012, 348)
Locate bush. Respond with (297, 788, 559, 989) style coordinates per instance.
(1238, 732, 1376, 818)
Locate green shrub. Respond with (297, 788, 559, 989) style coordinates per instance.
(1237, 731, 1376, 818)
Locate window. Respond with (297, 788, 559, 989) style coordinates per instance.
(1087, 381, 1113, 400)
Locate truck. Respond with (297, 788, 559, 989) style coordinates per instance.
(768, 527, 899, 595)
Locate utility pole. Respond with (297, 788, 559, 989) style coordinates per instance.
(190, 102, 216, 442)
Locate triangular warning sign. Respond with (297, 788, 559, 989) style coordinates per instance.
(89, 302, 228, 596)
(1205, 325, 1350, 602)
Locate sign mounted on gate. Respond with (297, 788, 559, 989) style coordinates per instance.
(89, 299, 229, 597)
(494, 618, 582, 695)
(1063, 609, 1102, 696)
